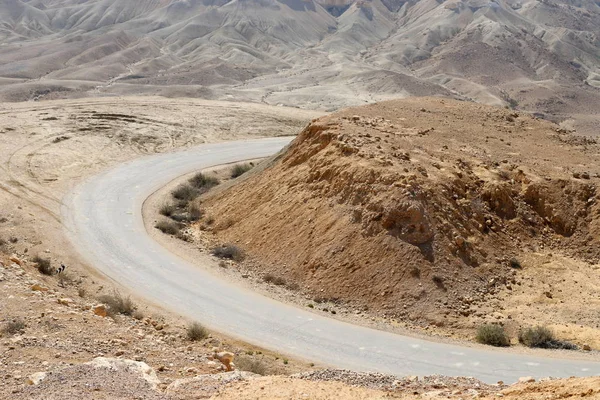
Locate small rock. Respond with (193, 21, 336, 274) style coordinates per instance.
(518, 376, 535, 383)
(583, 344, 592, 351)
(31, 284, 48, 292)
(26, 372, 47, 386)
(93, 304, 108, 318)
(9, 256, 22, 266)
(57, 298, 74, 306)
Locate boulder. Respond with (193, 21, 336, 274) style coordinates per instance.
(85, 357, 160, 389)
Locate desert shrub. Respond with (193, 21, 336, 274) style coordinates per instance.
(98, 291, 135, 317)
(509, 258, 522, 269)
(272, 277, 286, 286)
(57, 271, 74, 288)
(132, 310, 144, 320)
(187, 322, 209, 341)
(409, 267, 421, 278)
(235, 355, 268, 375)
(263, 274, 275, 284)
(33, 256, 53, 275)
(231, 163, 253, 178)
(189, 172, 219, 189)
(286, 282, 300, 291)
(171, 184, 199, 202)
(211, 245, 244, 262)
(78, 288, 86, 298)
(476, 324, 510, 347)
(159, 203, 176, 217)
(2, 318, 26, 336)
(518, 326, 577, 350)
(432, 275, 445, 289)
(155, 220, 181, 235)
(188, 204, 203, 221)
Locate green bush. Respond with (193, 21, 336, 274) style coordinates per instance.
(187, 322, 209, 341)
(476, 324, 510, 347)
(231, 163, 253, 178)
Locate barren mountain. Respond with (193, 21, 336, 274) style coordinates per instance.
(199, 97, 600, 345)
(0, 0, 599, 133)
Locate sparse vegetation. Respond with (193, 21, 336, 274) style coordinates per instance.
(189, 172, 219, 190)
(57, 271, 74, 287)
(188, 204, 203, 221)
(476, 324, 510, 347)
(211, 244, 245, 262)
(410, 267, 421, 278)
(509, 258, 522, 269)
(187, 322, 209, 341)
(155, 220, 181, 235)
(518, 326, 577, 350)
(235, 355, 268, 375)
(231, 163, 254, 178)
(132, 310, 145, 320)
(33, 256, 53, 275)
(2, 318, 26, 336)
(159, 203, 176, 217)
(98, 291, 136, 317)
(171, 184, 199, 202)
(432, 275, 445, 290)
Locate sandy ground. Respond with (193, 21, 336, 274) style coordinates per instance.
(0, 95, 319, 294)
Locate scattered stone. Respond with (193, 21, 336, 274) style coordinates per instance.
(583, 344, 591, 351)
(93, 304, 108, 318)
(26, 372, 47, 386)
(31, 284, 48, 292)
(518, 376, 535, 383)
(57, 298, 74, 306)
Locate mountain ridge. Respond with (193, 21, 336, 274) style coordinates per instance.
(1, 0, 598, 133)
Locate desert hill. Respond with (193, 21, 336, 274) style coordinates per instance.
(0, 0, 599, 133)
(199, 97, 600, 343)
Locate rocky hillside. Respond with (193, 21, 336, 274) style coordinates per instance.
(201, 97, 600, 341)
(0, 0, 599, 133)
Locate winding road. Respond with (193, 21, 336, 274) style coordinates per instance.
(62, 137, 600, 384)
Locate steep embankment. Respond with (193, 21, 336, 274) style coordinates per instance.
(201, 97, 600, 342)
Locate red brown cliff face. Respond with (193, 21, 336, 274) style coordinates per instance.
(200, 97, 600, 332)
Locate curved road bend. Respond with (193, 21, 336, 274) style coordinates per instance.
(62, 137, 600, 384)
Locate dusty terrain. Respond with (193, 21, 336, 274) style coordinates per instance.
(3, 252, 599, 398)
(1, 0, 599, 134)
(0, 96, 318, 289)
(197, 97, 600, 348)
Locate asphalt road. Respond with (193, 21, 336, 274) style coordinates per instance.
(62, 137, 600, 384)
